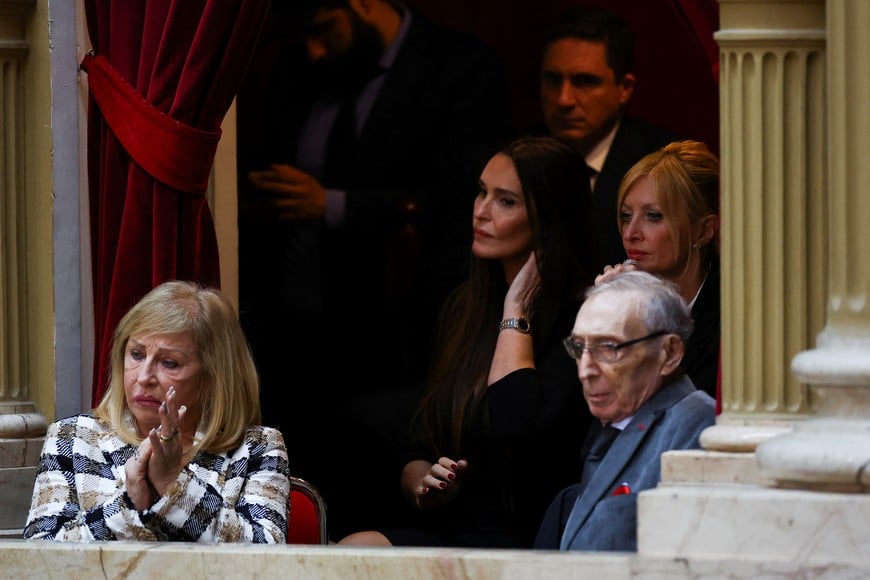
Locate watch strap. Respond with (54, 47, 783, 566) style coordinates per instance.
(498, 317, 531, 334)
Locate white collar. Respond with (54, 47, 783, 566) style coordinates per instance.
(584, 120, 621, 176)
(610, 415, 633, 430)
(688, 263, 712, 310)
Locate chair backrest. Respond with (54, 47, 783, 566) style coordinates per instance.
(287, 476, 328, 545)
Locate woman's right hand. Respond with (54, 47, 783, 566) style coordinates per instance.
(125, 439, 156, 511)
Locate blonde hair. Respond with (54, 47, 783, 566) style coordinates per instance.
(617, 140, 720, 256)
(94, 281, 261, 455)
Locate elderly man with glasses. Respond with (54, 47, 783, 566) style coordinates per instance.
(534, 270, 716, 552)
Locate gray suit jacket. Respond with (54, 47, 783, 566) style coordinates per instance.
(534, 376, 715, 552)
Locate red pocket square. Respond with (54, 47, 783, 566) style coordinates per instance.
(612, 482, 632, 496)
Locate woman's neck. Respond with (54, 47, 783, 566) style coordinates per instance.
(670, 255, 711, 305)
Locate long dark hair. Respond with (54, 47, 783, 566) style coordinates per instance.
(416, 135, 600, 457)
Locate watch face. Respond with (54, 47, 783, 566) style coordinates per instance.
(517, 318, 530, 331)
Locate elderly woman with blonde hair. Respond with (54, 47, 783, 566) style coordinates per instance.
(24, 281, 289, 542)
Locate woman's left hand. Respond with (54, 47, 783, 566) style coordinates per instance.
(145, 386, 188, 496)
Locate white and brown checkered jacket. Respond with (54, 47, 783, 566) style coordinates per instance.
(24, 414, 290, 543)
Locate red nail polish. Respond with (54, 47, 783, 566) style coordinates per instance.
(447, 473, 456, 481)
(450, 464, 457, 470)
(439, 482, 447, 489)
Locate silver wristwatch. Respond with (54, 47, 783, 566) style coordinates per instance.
(498, 316, 531, 335)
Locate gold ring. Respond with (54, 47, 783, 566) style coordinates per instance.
(158, 428, 178, 442)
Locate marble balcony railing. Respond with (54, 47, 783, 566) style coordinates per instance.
(0, 540, 867, 579)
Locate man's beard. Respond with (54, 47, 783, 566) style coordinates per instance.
(312, 12, 384, 97)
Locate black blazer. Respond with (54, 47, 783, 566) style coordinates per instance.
(682, 257, 720, 399)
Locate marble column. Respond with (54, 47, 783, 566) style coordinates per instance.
(639, 0, 870, 562)
(755, 0, 870, 491)
(699, 0, 826, 463)
(0, 0, 48, 537)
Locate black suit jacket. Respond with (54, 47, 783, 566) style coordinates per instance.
(238, 10, 513, 414)
(593, 118, 680, 266)
(682, 257, 720, 399)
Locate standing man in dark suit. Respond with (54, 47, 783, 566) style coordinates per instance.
(534, 270, 716, 552)
(540, 6, 679, 266)
(237, 0, 512, 535)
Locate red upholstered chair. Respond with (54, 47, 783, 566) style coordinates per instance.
(287, 476, 329, 545)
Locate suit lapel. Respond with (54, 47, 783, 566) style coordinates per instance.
(357, 14, 431, 145)
(559, 378, 696, 549)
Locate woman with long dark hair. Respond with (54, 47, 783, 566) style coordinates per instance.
(339, 135, 601, 548)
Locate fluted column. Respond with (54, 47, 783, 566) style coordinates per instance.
(700, 0, 826, 455)
(0, 0, 48, 535)
(756, 0, 870, 491)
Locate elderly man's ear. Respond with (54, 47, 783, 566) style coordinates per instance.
(659, 334, 685, 376)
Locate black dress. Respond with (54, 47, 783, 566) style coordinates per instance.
(381, 303, 592, 548)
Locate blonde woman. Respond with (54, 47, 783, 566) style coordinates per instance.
(25, 281, 289, 542)
(598, 140, 720, 399)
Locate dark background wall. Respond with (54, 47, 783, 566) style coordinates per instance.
(402, 0, 720, 154)
(239, 0, 720, 157)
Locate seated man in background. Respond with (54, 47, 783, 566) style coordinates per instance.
(534, 270, 715, 552)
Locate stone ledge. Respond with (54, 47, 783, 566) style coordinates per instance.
(0, 438, 44, 468)
(639, 484, 870, 567)
(0, 466, 36, 529)
(0, 540, 867, 579)
(660, 449, 774, 487)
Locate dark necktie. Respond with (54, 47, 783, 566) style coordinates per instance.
(580, 423, 620, 486)
(322, 98, 357, 188)
(585, 163, 599, 193)
(321, 64, 384, 187)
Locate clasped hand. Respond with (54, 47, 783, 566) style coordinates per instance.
(245, 163, 327, 222)
(125, 386, 188, 512)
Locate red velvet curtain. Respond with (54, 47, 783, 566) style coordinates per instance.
(83, 0, 271, 406)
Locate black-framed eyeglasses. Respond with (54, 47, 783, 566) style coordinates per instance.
(562, 330, 669, 363)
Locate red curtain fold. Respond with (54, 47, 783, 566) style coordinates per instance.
(84, 0, 271, 406)
(80, 53, 221, 193)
